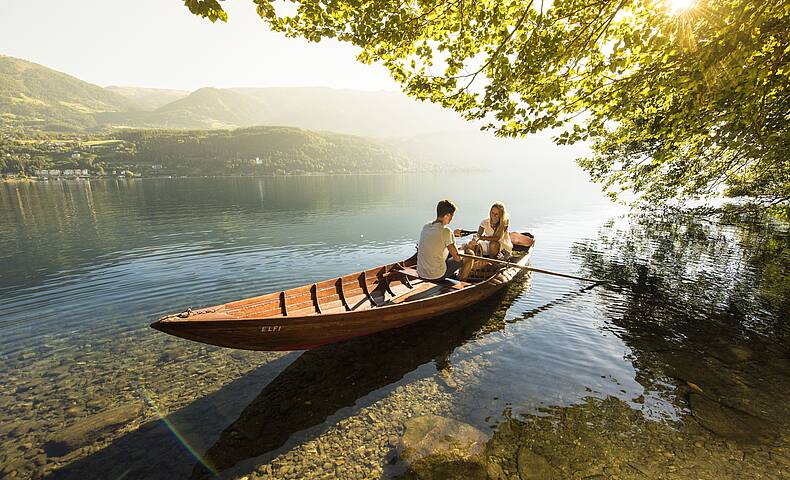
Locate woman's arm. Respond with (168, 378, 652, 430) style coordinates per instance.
(499, 223, 509, 241)
(481, 224, 508, 242)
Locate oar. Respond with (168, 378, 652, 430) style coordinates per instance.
(458, 253, 604, 284)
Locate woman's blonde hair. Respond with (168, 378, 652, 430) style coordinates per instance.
(490, 202, 509, 241)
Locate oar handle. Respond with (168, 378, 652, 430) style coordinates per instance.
(457, 253, 603, 284)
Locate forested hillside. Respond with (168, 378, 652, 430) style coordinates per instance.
(117, 126, 410, 174)
(0, 55, 134, 131)
(1, 126, 412, 177)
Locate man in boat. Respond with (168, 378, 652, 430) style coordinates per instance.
(416, 199, 464, 280)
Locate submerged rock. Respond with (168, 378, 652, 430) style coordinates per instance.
(43, 403, 141, 457)
(397, 415, 489, 480)
(688, 393, 772, 442)
(516, 448, 560, 480)
(399, 452, 487, 480)
(400, 414, 488, 463)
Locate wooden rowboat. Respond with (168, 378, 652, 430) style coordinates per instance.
(151, 236, 533, 351)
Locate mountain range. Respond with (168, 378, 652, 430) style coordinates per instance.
(1, 54, 582, 171)
(0, 54, 470, 137)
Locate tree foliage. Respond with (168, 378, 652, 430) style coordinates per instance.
(119, 126, 408, 174)
(186, 0, 789, 216)
(1, 127, 409, 176)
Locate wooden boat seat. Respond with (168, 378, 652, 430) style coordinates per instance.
(389, 267, 471, 288)
(387, 283, 443, 305)
(386, 277, 470, 305)
(387, 282, 441, 305)
(391, 266, 420, 279)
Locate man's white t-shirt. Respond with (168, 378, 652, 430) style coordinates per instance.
(417, 221, 455, 279)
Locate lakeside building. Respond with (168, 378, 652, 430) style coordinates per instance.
(33, 169, 89, 177)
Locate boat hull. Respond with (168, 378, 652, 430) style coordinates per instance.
(151, 251, 530, 351)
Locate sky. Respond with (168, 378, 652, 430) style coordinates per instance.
(0, 0, 399, 91)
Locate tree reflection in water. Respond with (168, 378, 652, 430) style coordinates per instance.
(414, 214, 790, 480)
(571, 213, 789, 441)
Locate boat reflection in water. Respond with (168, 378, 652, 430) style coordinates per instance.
(191, 274, 532, 478)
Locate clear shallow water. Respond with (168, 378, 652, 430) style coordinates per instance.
(0, 175, 788, 479)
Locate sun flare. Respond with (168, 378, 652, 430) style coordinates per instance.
(666, 0, 697, 14)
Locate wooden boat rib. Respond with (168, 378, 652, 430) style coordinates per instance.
(151, 240, 533, 351)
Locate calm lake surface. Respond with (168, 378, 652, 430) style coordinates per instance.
(0, 173, 788, 479)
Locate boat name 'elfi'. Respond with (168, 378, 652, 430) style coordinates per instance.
(260, 326, 282, 333)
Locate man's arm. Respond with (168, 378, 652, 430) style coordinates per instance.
(448, 243, 461, 262)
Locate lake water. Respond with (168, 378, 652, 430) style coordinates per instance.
(0, 174, 788, 479)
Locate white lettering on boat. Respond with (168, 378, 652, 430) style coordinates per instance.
(260, 326, 282, 333)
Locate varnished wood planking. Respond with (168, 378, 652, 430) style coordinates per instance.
(151, 247, 532, 351)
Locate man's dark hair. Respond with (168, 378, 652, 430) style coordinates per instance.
(436, 199, 457, 218)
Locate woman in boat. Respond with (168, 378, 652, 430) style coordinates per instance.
(466, 201, 513, 259)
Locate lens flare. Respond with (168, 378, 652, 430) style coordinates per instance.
(139, 386, 219, 476)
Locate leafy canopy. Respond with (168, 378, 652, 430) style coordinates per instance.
(185, 0, 789, 215)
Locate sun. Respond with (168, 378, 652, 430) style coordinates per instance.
(666, 0, 697, 14)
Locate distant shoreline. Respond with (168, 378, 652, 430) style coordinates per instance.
(1, 169, 491, 183)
